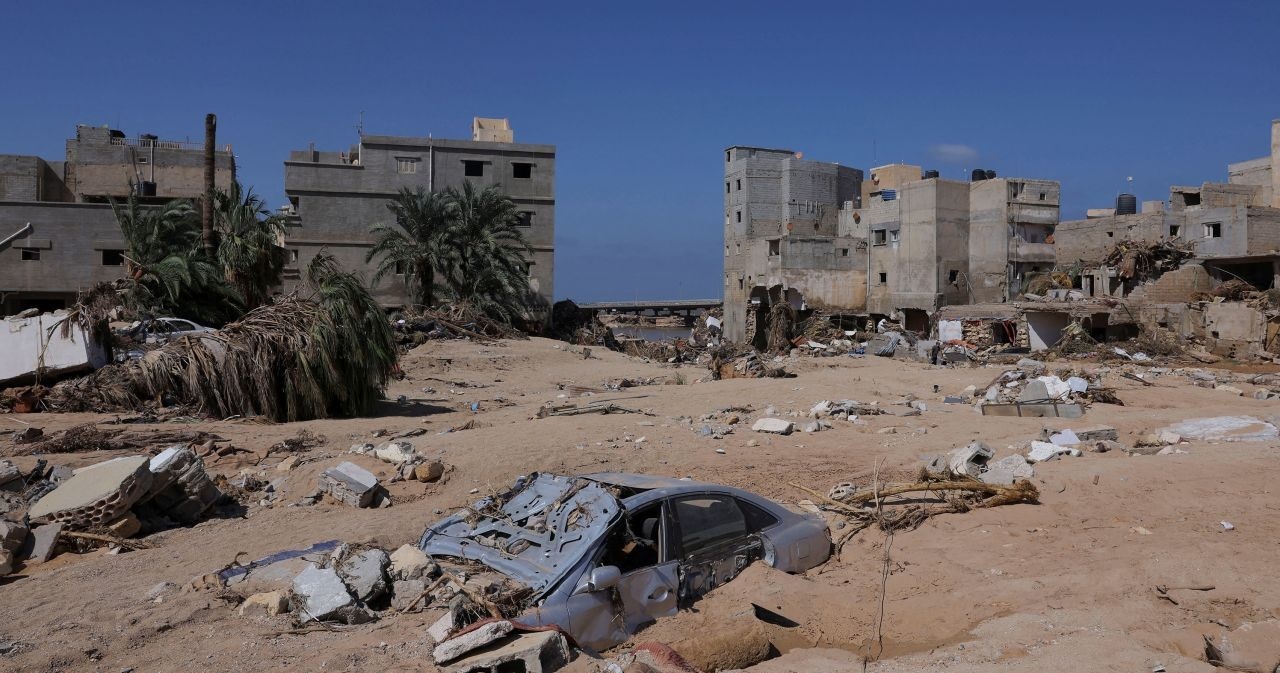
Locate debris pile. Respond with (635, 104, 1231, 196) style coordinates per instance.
(394, 301, 528, 346)
(1105, 239, 1194, 280)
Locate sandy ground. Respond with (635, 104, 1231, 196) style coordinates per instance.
(2, 337, 1279, 673)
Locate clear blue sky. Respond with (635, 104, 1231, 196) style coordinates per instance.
(5, 1, 1278, 301)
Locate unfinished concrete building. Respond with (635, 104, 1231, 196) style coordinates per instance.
(969, 177, 1061, 302)
(283, 117, 554, 308)
(721, 147, 864, 344)
(0, 125, 236, 315)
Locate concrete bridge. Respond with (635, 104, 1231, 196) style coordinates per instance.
(578, 298, 721, 317)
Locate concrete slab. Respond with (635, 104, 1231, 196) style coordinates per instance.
(981, 402, 1084, 418)
(26, 522, 63, 563)
(28, 456, 152, 526)
(444, 630, 570, 673)
(320, 462, 379, 507)
(292, 563, 364, 623)
(433, 620, 514, 664)
(751, 418, 794, 435)
(1160, 416, 1279, 442)
(339, 549, 389, 602)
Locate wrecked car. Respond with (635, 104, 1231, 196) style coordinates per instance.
(418, 472, 831, 650)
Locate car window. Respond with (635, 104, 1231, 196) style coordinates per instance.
(673, 495, 748, 556)
(171, 320, 196, 331)
(737, 498, 779, 531)
(599, 502, 666, 574)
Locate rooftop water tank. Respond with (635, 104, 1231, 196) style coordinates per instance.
(1116, 193, 1137, 215)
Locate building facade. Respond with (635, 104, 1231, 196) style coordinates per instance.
(0, 125, 235, 315)
(282, 118, 555, 308)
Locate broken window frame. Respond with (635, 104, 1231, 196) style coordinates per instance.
(463, 160, 484, 177)
(512, 162, 533, 179)
(873, 229, 887, 246)
(1204, 221, 1222, 239)
(19, 247, 40, 261)
(101, 249, 125, 266)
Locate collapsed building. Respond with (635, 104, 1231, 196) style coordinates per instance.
(721, 147, 1061, 344)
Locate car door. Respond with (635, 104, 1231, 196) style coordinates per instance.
(614, 501, 679, 632)
(670, 493, 764, 602)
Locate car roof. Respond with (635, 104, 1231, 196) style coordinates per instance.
(581, 472, 703, 491)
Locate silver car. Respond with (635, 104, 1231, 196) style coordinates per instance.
(418, 472, 831, 650)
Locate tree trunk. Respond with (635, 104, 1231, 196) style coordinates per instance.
(421, 265, 434, 308)
(202, 113, 216, 258)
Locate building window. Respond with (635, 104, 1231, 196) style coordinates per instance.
(841, 248, 849, 257)
(768, 239, 780, 256)
(102, 249, 125, 266)
(288, 249, 299, 263)
(726, 150, 731, 162)
(725, 211, 731, 225)
(512, 162, 532, 179)
(889, 230, 899, 243)
(394, 260, 406, 275)
(736, 179, 742, 191)
(873, 230, 887, 245)
(1106, 231, 1114, 238)
(879, 272, 887, 284)
(736, 210, 742, 223)
(738, 278, 744, 290)
(136, 156, 149, 164)
(949, 269, 959, 282)
(20, 248, 40, 261)
(1038, 192, 1046, 201)
(463, 160, 484, 177)
(517, 211, 534, 227)
(1170, 225, 1181, 237)
(726, 182, 731, 194)
(1009, 183, 1021, 199)
(396, 157, 418, 174)
(525, 260, 536, 277)
(1205, 221, 1222, 238)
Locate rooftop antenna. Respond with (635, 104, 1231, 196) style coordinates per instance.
(356, 111, 364, 137)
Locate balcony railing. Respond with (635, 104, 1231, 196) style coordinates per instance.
(105, 136, 209, 151)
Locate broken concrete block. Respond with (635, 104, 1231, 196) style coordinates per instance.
(275, 456, 299, 472)
(1161, 416, 1278, 443)
(944, 441, 993, 477)
(798, 420, 822, 433)
(292, 563, 368, 623)
(0, 549, 13, 575)
(390, 578, 427, 611)
(0, 521, 27, 553)
(389, 544, 433, 580)
(104, 512, 140, 538)
(1048, 429, 1080, 446)
(444, 630, 570, 673)
(374, 441, 417, 465)
(349, 443, 374, 455)
(239, 590, 290, 617)
(1215, 384, 1245, 396)
(1089, 439, 1125, 453)
(26, 522, 63, 563)
(1018, 380, 1050, 402)
(751, 418, 794, 435)
(414, 460, 445, 483)
(428, 610, 457, 643)
(1027, 441, 1082, 463)
(339, 548, 389, 603)
(137, 447, 223, 525)
(1016, 358, 1045, 373)
(319, 462, 379, 507)
(978, 455, 1035, 485)
(1073, 426, 1119, 442)
(1158, 430, 1183, 445)
(28, 456, 152, 527)
(0, 460, 21, 490)
(433, 620, 515, 664)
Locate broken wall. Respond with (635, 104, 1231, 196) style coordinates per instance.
(1126, 265, 1213, 303)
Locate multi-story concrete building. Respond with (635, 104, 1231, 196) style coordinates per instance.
(282, 118, 555, 307)
(721, 146, 863, 344)
(722, 149, 1061, 341)
(0, 125, 235, 315)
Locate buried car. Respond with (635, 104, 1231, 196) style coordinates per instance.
(418, 472, 831, 650)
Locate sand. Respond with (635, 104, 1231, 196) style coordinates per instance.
(1, 337, 1278, 672)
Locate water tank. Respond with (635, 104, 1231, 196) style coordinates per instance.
(140, 133, 158, 147)
(971, 169, 988, 182)
(923, 169, 940, 179)
(984, 169, 997, 180)
(1116, 193, 1137, 215)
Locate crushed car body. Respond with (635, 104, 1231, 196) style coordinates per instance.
(418, 471, 831, 650)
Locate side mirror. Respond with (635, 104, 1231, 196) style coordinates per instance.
(573, 565, 621, 595)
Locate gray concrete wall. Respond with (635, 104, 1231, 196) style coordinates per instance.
(284, 134, 555, 308)
(967, 179, 1008, 303)
(65, 129, 234, 201)
(0, 202, 125, 314)
(0, 156, 41, 202)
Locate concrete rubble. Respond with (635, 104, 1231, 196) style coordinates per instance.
(239, 590, 290, 617)
(27, 455, 152, 527)
(978, 455, 1035, 485)
(433, 620, 515, 664)
(339, 548, 390, 602)
(1027, 441, 1083, 463)
(319, 461, 380, 507)
(750, 418, 794, 435)
(291, 562, 371, 624)
(1158, 416, 1279, 443)
(443, 630, 570, 673)
(926, 441, 993, 478)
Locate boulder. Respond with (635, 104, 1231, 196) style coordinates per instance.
(339, 549, 390, 602)
(374, 441, 417, 465)
(751, 418, 794, 435)
(414, 460, 445, 483)
(239, 590, 290, 617)
(389, 544, 433, 580)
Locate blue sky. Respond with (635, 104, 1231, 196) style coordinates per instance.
(4, 1, 1278, 301)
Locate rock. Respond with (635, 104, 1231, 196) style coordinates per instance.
(725, 414, 740, 425)
(26, 522, 63, 563)
(910, 400, 928, 412)
(961, 385, 978, 397)
(876, 427, 897, 435)
(0, 549, 13, 575)
(1160, 416, 1278, 443)
(292, 563, 368, 623)
(1158, 430, 1183, 445)
(320, 462, 379, 507)
(1027, 441, 1082, 463)
(105, 512, 141, 538)
(413, 460, 445, 483)
(389, 544, 433, 580)
(809, 401, 832, 418)
(943, 396, 965, 404)
(1089, 439, 1125, 453)
(1073, 425, 1119, 442)
(1215, 384, 1245, 396)
(0, 521, 28, 553)
(349, 443, 374, 455)
(240, 590, 290, 617)
(798, 420, 822, 433)
(145, 581, 178, 602)
(443, 630, 570, 673)
(979, 455, 1035, 485)
(1209, 619, 1280, 673)
(0, 461, 20, 489)
(275, 456, 300, 472)
(1016, 358, 1045, 374)
(340, 549, 390, 602)
(1126, 443, 1166, 456)
(433, 620, 514, 664)
(374, 441, 417, 464)
(390, 578, 427, 611)
(139, 447, 223, 525)
(28, 456, 153, 527)
(751, 418, 794, 435)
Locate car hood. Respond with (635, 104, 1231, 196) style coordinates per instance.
(418, 472, 622, 597)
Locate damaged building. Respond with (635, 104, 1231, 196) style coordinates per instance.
(1053, 119, 1280, 358)
(0, 125, 236, 315)
(722, 148, 1061, 342)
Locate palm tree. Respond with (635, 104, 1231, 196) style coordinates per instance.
(443, 181, 536, 322)
(111, 192, 239, 322)
(214, 181, 286, 310)
(366, 187, 454, 307)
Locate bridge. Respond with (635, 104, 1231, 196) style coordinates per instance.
(577, 298, 722, 317)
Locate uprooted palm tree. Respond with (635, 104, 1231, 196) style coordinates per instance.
(110, 192, 241, 325)
(214, 181, 286, 311)
(50, 251, 398, 422)
(366, 187, 453, 307)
